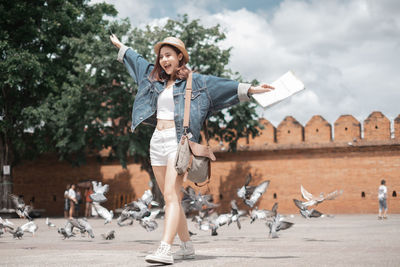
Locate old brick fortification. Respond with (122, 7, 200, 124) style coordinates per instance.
(12, 111, 400, 216)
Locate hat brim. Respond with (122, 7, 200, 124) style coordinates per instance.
(154, 41, 189, 64)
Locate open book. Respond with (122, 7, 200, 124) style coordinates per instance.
(251, 71, 305, 108)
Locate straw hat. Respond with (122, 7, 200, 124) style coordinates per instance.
(154, 37, 189, 63)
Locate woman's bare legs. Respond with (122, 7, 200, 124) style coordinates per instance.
(152, 157, 190, 244)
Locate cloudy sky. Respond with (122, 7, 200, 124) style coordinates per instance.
(94, 0, 400, 128)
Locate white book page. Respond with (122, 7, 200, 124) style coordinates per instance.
(252, 71, 305, 108)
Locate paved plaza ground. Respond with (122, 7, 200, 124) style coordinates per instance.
(1, 214, 399, 266)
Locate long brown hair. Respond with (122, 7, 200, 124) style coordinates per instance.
(149, 44, 190, 82)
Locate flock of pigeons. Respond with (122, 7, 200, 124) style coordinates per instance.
(0, 176, 343, 241)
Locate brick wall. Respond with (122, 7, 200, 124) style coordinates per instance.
(11, 111, 400, 216)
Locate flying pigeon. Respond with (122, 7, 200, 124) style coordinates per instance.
(92, 202, 113, 224)
(117, 189, 158, 226)
(293, 199, 323, 218)
(181, 186, 219, 214)
(300, 185, 343, 207)
(250, 207, 273, 223)
(90, 181, 110, 203)
(0, 217, 14, 232)
(237, 174, 270, 208)
(266, 203, 294, 238)
(101, 230, 115, 240)
(8, 193, 32, 220)
(20, 221, 39, 236)
(139, 209, 160, 232)
(229, 200, 247, 230)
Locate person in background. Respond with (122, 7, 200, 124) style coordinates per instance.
(74, 188, 82, 217)
(84, 184, 94, 217)
(64, 184, 70, 218)
(68, 184, 77, 219)
(378, 179, 388, 220)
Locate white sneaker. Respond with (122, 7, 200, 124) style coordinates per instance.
(145, 241, 174, 265)
(173, 240, 195, 260)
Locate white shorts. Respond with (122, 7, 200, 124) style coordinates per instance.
(150, 127, 178, 166)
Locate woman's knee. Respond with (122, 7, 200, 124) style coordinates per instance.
(163, 189, 180, 204)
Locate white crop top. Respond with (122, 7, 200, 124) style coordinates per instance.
(157, 85, 175, 120)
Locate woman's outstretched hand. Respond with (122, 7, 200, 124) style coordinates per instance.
(109, 34, 122, 49)
(248, 84, 275, 95)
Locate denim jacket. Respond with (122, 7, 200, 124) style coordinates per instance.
(117, 45, 251, 143)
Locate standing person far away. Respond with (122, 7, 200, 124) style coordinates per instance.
(110, 34, 274, 265)
(378, 179, 388, 220)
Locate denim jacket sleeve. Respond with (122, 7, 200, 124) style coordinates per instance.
(204, 74, 252, 113)
(117, 44, 152, 84)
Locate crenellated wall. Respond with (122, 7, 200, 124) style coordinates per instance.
(305, 115, 332, 143)
(276, 116, 304, 144)
(334, 115, 361, 142)
(11, 111, 400, 216)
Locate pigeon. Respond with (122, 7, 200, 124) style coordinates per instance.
(90, 181, 110, 203)
(57, 220, 77, 239)
(250, 207, 273, 223)
(46, 217, 56, 227)
(229, 200, 246, 230)
(139, 209, 160, 232)
(92, 202, 113, 224)
(8, 193, 32, 220)
(116, 209, 135, 226)
(266, 203, 294, 238)
(300, 185, 343, 207)
(10, 227, 24, 239)
(117, 189, 158, 226)
(101, 230, 115, 240)
(181, 186, 219, 214)
(77, 218, 95, 238)
(0, 217, 14, 232)
(237, 174, 270, 208)
(20, 221, 39, 236)
(293, 199, 323, 218)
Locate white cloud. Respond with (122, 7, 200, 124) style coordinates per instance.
(103, 0, 400, 127)
(176, 0, 400, 126)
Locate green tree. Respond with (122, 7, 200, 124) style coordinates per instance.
(0, 0, 123, 208)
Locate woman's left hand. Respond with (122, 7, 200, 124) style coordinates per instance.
(248, 84, 275, 95)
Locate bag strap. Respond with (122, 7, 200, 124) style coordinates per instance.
(183, 72, 193, 130)
(183, 72, 210, 145)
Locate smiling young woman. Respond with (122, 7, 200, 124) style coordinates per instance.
(110, 34, 274, 265)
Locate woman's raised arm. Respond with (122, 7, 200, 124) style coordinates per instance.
(110, 34, 152, 84)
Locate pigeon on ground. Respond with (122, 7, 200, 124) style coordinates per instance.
(293, 199, 323, 218)
(10, 227, 24, 239)
(90, 181, 110, 203)
(101, 230, 115, 240)
(300, 185, 343, 207)
(266, 203, 294, 238)
(92, 202, 113, 224)
(237, 174, 270, 208)
(46, 217, 56, 227)
(20, 221, 39, 236)
(77, 218, 95, 238)
(8, 194, 32, 220)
